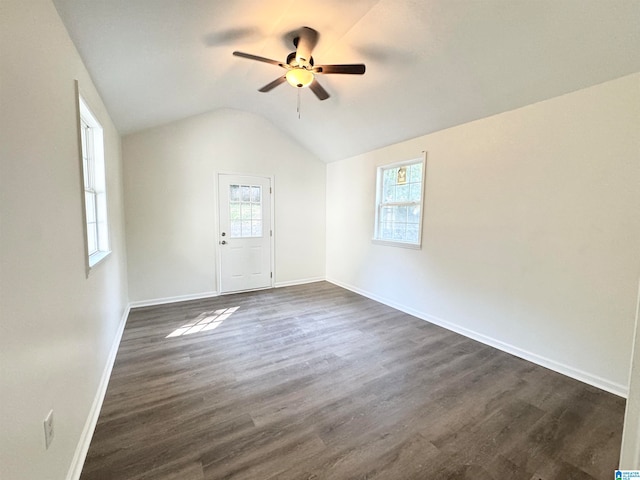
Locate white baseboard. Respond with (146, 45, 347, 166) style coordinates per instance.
(274, 277, 326, 288)
(327, 277, 628, 398)
(129, 291, 219, 308)
(130, 280, 327, 307)
(66, 304, 130, 480)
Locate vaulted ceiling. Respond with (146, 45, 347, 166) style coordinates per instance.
(52, 0, 640, 162)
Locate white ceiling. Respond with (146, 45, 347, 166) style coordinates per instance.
(52, 0, 640, 162)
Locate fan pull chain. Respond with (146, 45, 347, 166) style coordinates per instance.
(297, 88, 301, 119)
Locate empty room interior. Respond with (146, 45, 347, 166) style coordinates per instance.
(2, 0, 640, 479)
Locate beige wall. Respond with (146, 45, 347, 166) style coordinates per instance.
(0, 0, 129, 479)
(326, 73, 640, 395)
(123, 108, 326, 303)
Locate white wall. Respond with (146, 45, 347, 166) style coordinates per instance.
(327, 74, 640, 395)
(0, 1, 129, 479)
(123, 109, 326, 303)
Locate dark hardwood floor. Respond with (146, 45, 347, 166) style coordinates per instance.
(80, 282, 625, 480)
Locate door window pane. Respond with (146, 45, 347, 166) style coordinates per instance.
(230, 203, 241, 220)
(230, 185, 240, 201)
(230, 221, 242, 237)
(241, 203, 252, 220)
(251, 186, 261, 203)
(229, 184, 263, 238)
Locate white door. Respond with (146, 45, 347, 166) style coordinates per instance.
(218, 174, 273, 293)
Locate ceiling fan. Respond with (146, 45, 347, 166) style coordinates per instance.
(232, 27, 365, 101)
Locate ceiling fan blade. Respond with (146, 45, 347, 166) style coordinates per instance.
(258, 76, 287, 92)
(313, 64, 366, 75)
(309, 79, 330, 101)
(295, 27, 319, 66)
(233, 51, 287, 68)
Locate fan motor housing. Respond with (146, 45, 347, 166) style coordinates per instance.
(287, 51, 314, 68)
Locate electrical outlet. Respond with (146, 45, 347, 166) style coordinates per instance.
(43, 410, 54, 449)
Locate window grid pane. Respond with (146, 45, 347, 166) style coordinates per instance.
(87, 220, 98, 255)
(82, 122, 95, 190)
(229, 184, 262, 238)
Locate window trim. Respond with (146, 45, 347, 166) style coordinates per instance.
(77, 87, 111, 276)
(372, 152, 427, 248)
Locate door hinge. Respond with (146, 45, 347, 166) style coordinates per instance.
(270, 230, 273, 237)
(270, 272, 273, 278)
(270, 187, 272, 194)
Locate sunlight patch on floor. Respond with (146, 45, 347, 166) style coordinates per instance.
(166, 306, 239, 338)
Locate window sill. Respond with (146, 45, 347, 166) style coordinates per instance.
(88, 250, 111, 269)
(372, 239, 421, 250)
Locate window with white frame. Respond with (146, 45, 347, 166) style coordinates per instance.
(373, 154, 426, 247)
(79, 96, 110, 270)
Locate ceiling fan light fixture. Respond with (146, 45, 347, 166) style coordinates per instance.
(285, 68, 314, 88)
(233, 26, 365, 100)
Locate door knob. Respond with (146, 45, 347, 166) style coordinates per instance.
(221, 232, 226, 236)
(220, 240, 227, 245)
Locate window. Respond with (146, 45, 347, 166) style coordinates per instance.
(228, 184, 263, 238)
(373, 154, 426, 247)
(79, 95, 110, 271)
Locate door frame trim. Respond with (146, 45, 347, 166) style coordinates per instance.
(215, 172, 275, 294)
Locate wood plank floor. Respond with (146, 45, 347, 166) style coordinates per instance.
(81, 282, 625, 480)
